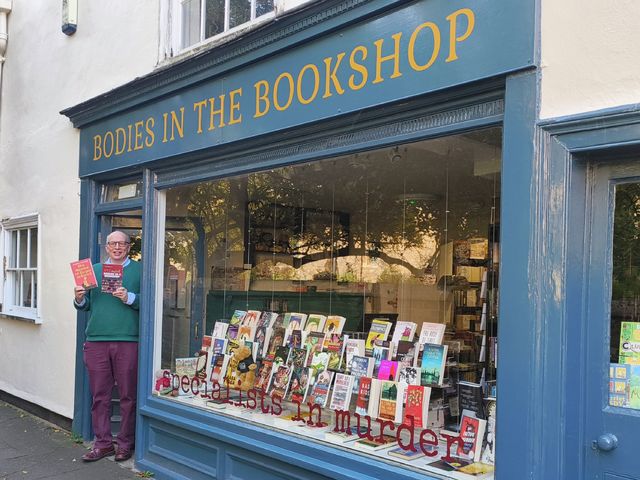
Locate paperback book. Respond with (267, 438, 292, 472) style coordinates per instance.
(209, 354, 230, 385)
(254, 360, 274, 392)
(329, 373, 355, 411)
(101, 263, 123, 293)
(211, 321, 229, 339)
(283, 312, 308, 333)
(391, 321, 418, 344)
(229, 310, 247, 326)
(420, 344, 448, 386)
(289, 347, 309, 370)
(269, 364, 293, 400)
(366, 319, 393, 355)
(70, 259, 98, 289)
(304, 331, 326, 366)
(398, 366, 421, 386)
(307, 370, 334, 407)
(325, 333, 347, 371)
(418, 322, 446, 346)
(304, 314, 327, 333)
(377, 360, 399, 382)
(287, 367, 312, 403)
(324, 426, 369, 444)
(457, 414, 487, 462)
(403, 385, 431, 428)
(323, 315, 346, 336)
(378, 380, 405, 424)
(349, 356, 374, 394)
(458, 381, 485, 419)
(344, 338, 366, 373)
(353, 434, 397, 451)
(241, 310, 262, 327)
(619, 321, 640, 364)
(355, 376, 373, 416)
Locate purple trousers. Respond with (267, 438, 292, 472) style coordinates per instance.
(83, 341, 138, 451)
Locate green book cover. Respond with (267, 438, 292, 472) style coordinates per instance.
(619, 322, 640, 365)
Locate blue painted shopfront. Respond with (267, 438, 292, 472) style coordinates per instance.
(59, 0, 620, 478)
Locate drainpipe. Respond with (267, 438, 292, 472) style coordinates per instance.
(0, 0, 12, 119)
(0, 0, 13, 122)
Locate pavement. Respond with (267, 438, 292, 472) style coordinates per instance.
(0, 401, 143, 480)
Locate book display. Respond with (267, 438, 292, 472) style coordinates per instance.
(155, 136, 503, 479)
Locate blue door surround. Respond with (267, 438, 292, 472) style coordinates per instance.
(532, 106, 640, 480)
(64, 0, 543, 478)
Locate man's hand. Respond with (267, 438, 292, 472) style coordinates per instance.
(113, 287, 128, 304)
(74, 286, 86, 303)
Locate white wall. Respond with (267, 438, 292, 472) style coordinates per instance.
(540, 1, 640, 119)
(0, 1, 158, 418)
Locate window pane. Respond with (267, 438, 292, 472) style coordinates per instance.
(157, 128, 501, 477)
(32, 271, 37, 309)
(255, 0, 274, 17)
(229, 0, 251, 29)
(101, 180, 142, 202)
(18, 229, 28, 268)
(21, 271, 33, 308)
(204, 0, 225, 38)
(610, 183, 640, 409)
(10, 230, 17, 268)
(13, 271, 21, 306)
(30, 228, 38, 268)
(181, 0, 203, 47)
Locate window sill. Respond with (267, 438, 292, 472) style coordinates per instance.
(0, 312, 41, 325)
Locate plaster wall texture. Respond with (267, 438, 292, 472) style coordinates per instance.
(0, 0, 158, 418)
(540, 0, 640, 118)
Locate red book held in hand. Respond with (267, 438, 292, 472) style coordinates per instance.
(101, 264, 123, 293)
(70, 259, 98, 289)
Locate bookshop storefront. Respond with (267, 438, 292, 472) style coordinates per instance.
(64, 1, 541, 479)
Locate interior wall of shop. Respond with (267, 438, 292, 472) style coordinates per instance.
(0, 1, 158, 418)
(540, 0, 640, 118)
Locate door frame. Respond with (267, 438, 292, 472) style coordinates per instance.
(536, 106, 640, 480)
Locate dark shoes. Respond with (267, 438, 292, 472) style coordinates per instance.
(115, 448, 133, 462)
(81, 445, 115, 462)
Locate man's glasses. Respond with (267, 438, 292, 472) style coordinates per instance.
(107, 241, 130, 247)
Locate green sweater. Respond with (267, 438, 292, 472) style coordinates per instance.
(75, 260, 141, 342)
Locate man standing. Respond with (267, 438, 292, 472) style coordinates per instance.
(74, 230, 141, 462)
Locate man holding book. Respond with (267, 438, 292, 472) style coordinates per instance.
(73, 230, 141, 463)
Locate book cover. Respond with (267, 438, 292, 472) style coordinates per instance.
(458, 381, 485, 419)
(365, 319, 393, 355)
(226, 338, 242, 356)
(391, 321, 417, 345)
(344, 338, 366, 372)
(368, 378, 382, 418)
(308, 370, 334, 407)
(258, 311, 280, 329)
(325, 333, 346, 371)
(323, 315, 346, 336)
(175, 357, 198, 378)
(377, 360, 399, 382)
(378, 380, 404, 423)
(253, 325, 269, 360)
(388, 443, 433, 460)
(209, 354, 229, 385)
(420, 344, 448, 386)
(404, 385, 431, 428)
(265, 327, 286, 361)
(254, 360, 274, 392)
(241, 310, 262, 327)
(237, 325, 256, 342)
(287, 367, 312, 403)
(70, 259, 98, 289)
(101, 263, 123, 293)
(201, 335, 213, 351)
(285, 329, 303, 349)
(457, 463, 495, 476)
(355, 377, 373, 416)
(283, 312, 308, 332)
(396, 340, 418, 369)
(211, 321, 229, 339)
(329, 373, 355, 411)
(195, 350, 208, 380)
(324, 426, 369, 444)
(398, 366, 420, 386)
(629, 365, 640, 409)
(227, 324, 239, 341)
(309, 351, 330, 378)
(457, 414, 487, 462)
(304, 314, 327, 333)
(350, 356, 374, 394)
(418, 322, 446, 346)
(619, 321, 640, 364)
(229, 310, 247, 326)
(353, 434, 397, 451)
(273, 345, 291, 366)
(289, 347, 309, 369)
(269, 364, 292, 399)
(304, 332, 326, 366)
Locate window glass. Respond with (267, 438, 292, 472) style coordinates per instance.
(3, 223, 39, 318)
(256, 0, 274, 17)
(204, 0, 225, 38)
(101, 180, 143, 203)
(229, 0, 251, 29)
(609, 183, 640, 409)
(181, 0, 203, 47)
(155, 128, 501, 477)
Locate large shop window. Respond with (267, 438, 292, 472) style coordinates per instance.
(155, 128, 501, 478)
(1, 214, 40, 322)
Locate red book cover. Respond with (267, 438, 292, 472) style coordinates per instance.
(70, 259, 98, 289)
(404, 385, 429, 428)
(355, 377, 372, 416)
(101, 263, 123, 293)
